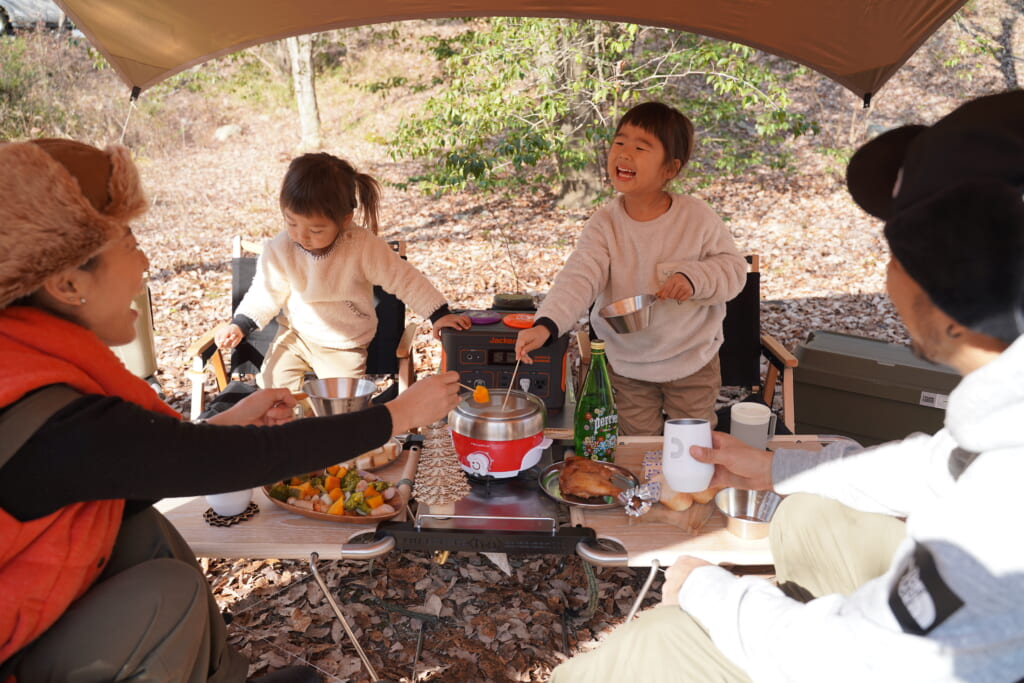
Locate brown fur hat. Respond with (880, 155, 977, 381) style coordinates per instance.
(0, 139, 148, 309)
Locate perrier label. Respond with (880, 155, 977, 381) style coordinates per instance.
(574, 339, 619, 461)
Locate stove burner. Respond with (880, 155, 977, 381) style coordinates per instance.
(466, 465, 541, 496)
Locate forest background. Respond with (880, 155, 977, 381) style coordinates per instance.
(1, 2, 1022, 680)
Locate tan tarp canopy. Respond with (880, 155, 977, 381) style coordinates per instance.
(55, 0, 966, 101)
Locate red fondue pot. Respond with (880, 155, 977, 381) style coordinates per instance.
(448, 389, 550, 478)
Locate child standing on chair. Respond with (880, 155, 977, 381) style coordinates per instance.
(216, 153, 470, 391)
(515, 102, 746, 435)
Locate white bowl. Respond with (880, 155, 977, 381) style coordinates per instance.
(205, 489, 253, 517)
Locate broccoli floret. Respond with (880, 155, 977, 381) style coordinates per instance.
(341, 469, 362, 491)
(344, 491, 365, 511)
(268, 483, 291, 502)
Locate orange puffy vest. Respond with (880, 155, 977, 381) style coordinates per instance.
(0, 307, 181, 663)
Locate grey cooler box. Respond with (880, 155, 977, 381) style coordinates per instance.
(794, 330, 961, 446)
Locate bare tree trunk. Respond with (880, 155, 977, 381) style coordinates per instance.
(286, 34, 323, 152)
(553, 24, 607, 209)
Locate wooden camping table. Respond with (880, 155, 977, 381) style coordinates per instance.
(155, 447, 420, 561)
(571, 435, 830, 568)
(158, 434, 833, 567)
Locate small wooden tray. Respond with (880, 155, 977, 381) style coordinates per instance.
(261, 441, 417, 524)
(261, 487, 404, 523)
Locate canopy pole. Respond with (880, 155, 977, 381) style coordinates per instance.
(118, 87, 141, 145)
(863, 92, 872, 108)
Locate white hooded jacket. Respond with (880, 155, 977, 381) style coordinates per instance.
(679, 335, 1024, 681)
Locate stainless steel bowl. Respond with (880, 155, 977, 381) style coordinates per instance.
(599, 294, 656, 334)
(448, 389, 546, 441)
(302, 377, 378, 416)
(713, 488, 783, 539)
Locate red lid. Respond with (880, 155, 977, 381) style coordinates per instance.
(502, 313, 535, 329)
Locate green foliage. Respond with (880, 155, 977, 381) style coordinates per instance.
(387, 18, 818, 199)
(0, 35, 79, 139)
(937, 13, 1001, 82)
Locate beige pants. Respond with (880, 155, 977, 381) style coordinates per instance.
(4, 507, 248, 683)
(609, 354, 721, 436)
(550, 494, 907, 682)
(258, 320, 368, 392)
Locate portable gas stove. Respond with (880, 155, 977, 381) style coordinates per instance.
(376, 445, 595, 555)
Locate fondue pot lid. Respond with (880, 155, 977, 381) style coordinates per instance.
(453, 390, 540, 421)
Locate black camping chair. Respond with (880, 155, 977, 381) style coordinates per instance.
(186, 236, 417, 420)
(714, 255, 795, 434)
(576, 254, 797, 434)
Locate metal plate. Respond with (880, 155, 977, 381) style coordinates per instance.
(538, 460, 639, 509)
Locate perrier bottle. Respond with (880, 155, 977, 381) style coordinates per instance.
(574, 339, 618, 461)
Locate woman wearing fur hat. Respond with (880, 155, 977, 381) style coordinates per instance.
(0, 141, 461, 682)
(551, 90, 1024, 682)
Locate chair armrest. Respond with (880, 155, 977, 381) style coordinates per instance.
(760, 334, 798, 369)
(396, 322, 418, 393)
(395, 322, 418, 359)
(759, 333, 797, 434)
(185, 326, 221, 365)
(185, 325, 230, 420)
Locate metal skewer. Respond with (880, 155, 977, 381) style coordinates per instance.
(501, 358, 521, 410)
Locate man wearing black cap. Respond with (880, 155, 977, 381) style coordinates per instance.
(550, 90, 1024, 682)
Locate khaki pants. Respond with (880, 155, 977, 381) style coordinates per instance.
(609, 355, 721, 436)
(550, 494, 907, 682)
(259, 320, 368, 392)
(3, 507, 248, 683)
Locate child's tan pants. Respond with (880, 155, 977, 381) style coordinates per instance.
(258, 320, 368, 392)
(608, 354, 721, 435)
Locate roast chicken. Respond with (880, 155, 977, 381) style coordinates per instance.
(559, 456, 624, 498)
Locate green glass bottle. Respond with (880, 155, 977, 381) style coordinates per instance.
(574, 339, 618, 461)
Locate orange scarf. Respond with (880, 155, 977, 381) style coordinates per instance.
(0, 306, 180, 663)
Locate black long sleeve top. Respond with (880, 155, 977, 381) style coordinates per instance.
(0, 395, 393, 522)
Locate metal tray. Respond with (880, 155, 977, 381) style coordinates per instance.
(538, 460, 639, 509)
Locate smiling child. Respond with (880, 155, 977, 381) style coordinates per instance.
(515, 102, 746, 434)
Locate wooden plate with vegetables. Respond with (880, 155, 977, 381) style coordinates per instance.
(262, 440, 406, 523)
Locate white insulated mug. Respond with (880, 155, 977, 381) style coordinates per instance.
(661, 418, 714, 492)
(730, 403, 777, 450)
(205, 489, 253, 517)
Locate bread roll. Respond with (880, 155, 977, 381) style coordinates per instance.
(692, 485, 724, 504)
(651, 474, 694, 511)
